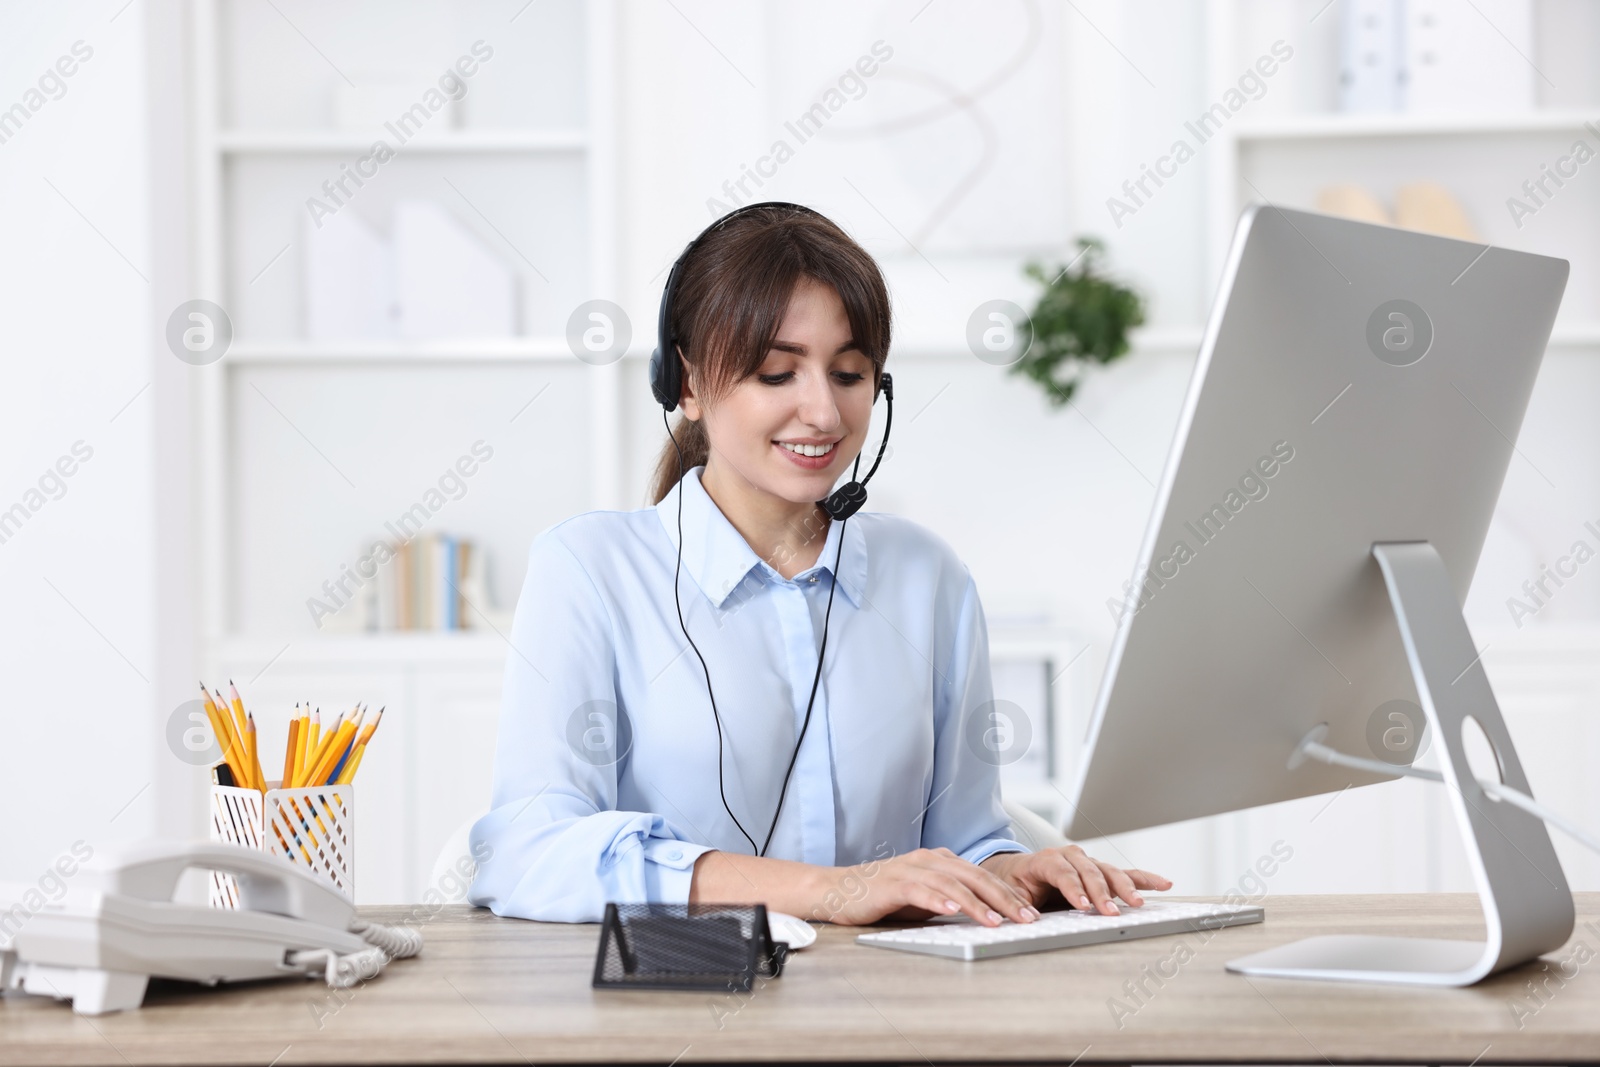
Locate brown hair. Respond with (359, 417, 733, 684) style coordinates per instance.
(648, 204, 892, 504)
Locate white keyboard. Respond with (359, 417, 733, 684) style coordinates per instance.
(856, 899, 1264, 961)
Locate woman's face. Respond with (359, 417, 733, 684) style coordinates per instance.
(684, 277, 876, 509)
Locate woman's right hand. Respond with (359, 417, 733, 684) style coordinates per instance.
(807, 847, 1040, 927)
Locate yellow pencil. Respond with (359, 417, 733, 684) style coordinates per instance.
(228, 681, 249, 752)
(354, 706, 384, 750)
(245, 711, 263, 794)
(201, 683, 247, 787)
(212, 687, 243, 776)
(322, 709, 365, 785)
(335, 744, 366, 785)
(281, 714, 300, 789)
(307, 710, 360, 787)
(303, 707, 322, 782)
(305, 707, 351, 782)
(214, 686, 254, 790)
(292, 705, 311, 786)
(334, 706, 383, 786)
(201, 685, 238, 760)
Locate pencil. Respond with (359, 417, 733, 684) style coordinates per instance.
(355, 706, 384, 749)
(201, 684, 237, 758)
(304, 707, 322, 779)
(326, 709, 365, 785)
(212, 687, 239, 769)
(335, 744, 366, 785)
(245, 711, 262, 793)
(307, 709, 360, 787)
(201, 683, 247, 787)
(281, 713, 300, 789)
(334, 706, 383, 786)
(215, 686, 254, 790)
(308, 706, 352, 779)
(292, 704, 311, 786)
(228, 681, 249, 755)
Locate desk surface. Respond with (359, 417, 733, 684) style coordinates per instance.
(4, 894, 1599, 1065)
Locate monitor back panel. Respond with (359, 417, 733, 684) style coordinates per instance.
(1066, 206, 1567, 839)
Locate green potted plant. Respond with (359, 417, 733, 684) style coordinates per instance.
(1012, 237, 1145, 405)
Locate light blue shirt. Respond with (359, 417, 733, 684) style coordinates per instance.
(468, 465, 1027, 922)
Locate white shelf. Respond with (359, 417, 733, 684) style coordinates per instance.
(225, 337, 574, 364)
(1234, 109, 1600, 142)
(221, 326, 1206, 367)
(216, 129, 587, 153)
(221, 632, 510, 667)
(1548, 324, 1600, 347)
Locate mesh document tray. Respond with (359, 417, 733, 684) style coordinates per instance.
(593, 902, 789, 992)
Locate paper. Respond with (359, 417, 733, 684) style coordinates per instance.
(1339, 0, 1403, 113)
(1403, 0, 1534, 113)
(393, 200, 516, 339)
(304, 210, 396, 340)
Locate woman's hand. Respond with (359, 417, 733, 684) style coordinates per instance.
(807, 847, 1042, 928)
(980, 846, 1172, 916)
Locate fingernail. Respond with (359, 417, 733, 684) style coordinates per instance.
(945, 899, 960, 912)
(1023, 906, 1039, 921)
(1079, 895, 1091, 909)
(987, 909, 1002, 924)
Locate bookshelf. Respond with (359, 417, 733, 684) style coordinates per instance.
(1178, 0, 1600, 895)
(190, 0, 619, 901)
(184, 0, 1600, 904)
(216, 129, 588, 153)
(1204, 1, 1600, 332)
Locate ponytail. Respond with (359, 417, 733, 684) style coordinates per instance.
(649, 414, 710, 504)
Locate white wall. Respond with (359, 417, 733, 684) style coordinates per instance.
(4, 0, 1599, 899)
(0, 1, 174, 881)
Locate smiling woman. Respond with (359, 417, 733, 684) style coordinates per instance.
(646, 204, 891, 520)
(467, 203, 1167, 928)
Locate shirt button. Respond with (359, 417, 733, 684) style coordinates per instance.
(807, 574, 819, 583)
(667, 848, 683, 861)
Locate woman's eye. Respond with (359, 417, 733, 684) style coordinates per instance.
(755, 371, 866, 385)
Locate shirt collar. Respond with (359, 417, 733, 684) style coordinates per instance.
(655, 466, 866, 610)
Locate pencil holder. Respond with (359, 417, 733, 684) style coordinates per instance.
(208, 777, 355, 907)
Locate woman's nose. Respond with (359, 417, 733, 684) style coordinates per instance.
(797, 370, 841, 430)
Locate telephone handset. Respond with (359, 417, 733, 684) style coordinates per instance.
(0, 840, 420, 1015)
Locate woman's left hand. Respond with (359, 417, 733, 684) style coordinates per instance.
(980, 845, 1172, 916)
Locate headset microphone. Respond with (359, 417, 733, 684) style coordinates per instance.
(651, 202, 894, 857)
(817, 372, 892, 520)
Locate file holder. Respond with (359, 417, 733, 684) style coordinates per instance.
(592, 903, 788, 992)
(208, 767, 354, 907)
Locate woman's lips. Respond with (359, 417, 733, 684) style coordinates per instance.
(774, 441, 837, 470)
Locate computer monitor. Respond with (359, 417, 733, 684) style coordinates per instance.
(1062, 205, 1571, 986)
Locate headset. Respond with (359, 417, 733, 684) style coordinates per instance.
(649, 201, 895, 856)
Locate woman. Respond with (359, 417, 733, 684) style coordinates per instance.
(468, 203, 1169, 927)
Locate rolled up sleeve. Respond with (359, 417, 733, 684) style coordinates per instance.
(922, 571, 1030, 865)
(467, 530, 717, 923)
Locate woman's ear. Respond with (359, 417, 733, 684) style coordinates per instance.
(678, 346, 703, 421)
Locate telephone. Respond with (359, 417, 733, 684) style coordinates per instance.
(0, 840, 421, 1015)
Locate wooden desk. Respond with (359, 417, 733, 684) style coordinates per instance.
(4, 895, 1599, 1065)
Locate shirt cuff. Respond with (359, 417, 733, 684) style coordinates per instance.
(638, 837, 719, 905)
(961, 837, 1031, 867)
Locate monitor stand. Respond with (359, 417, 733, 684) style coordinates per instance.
(1226, 541, 1574, 986)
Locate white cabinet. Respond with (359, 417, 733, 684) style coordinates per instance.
(412, 668, 505, 892)
(219, 636, 504, 903)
